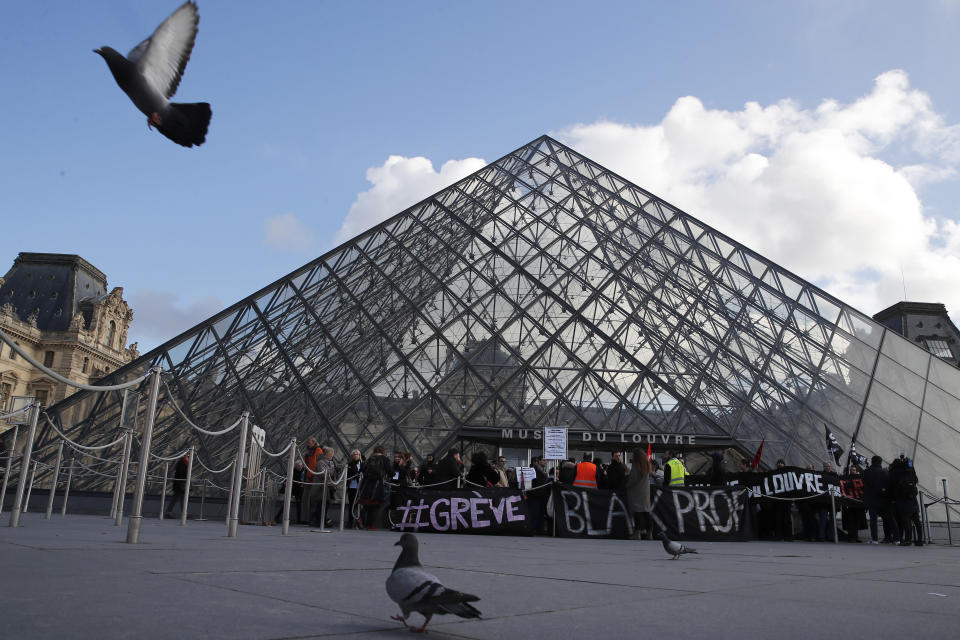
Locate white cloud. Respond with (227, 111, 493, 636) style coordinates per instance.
(263, 213, 315, 252)
(128, 290, 223, 352)
(335, 155, 487, 244)
(555, 70, 960, 321)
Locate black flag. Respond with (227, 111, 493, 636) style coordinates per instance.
(847, 440, 868, 469)
(825, 424, 844, 465)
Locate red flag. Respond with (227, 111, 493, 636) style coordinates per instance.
(750, 437, 765, 469)
(647, 442, 652, 461)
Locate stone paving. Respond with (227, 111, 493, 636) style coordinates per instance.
(1, 512, 958, 639)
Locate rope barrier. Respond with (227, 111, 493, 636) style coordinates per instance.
(0, 328, 153, 391)
(0, 403, 33, 421)
(192, 456, 235, 475)
(258, 440, 294, 458)
(160, 380, 243, 436)
(150, 448, 191, 462)
(73, 458, 125, 479)
(42, 413, 128, 452)
(65, 445, 123, 465)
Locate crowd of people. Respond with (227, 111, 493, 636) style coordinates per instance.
(237, 439, 925, 545)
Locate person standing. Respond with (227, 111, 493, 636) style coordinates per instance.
(431, 450, 463, 488)
(894, 457, 923, 546)
(862, 455, 899, 544)
(663, 451, 689, 487)
(166, 452, 190, 517)
(606, 451, 628, 491)
(300, 438, 323, 525)
(345, 450, 362, 528)
(573, 453, 598, 489)
(625, 449, 653, 539)
(466, 451, 499, 487)
(358, 445, 392, 530)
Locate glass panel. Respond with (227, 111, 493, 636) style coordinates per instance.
(917, 411, 960, 466)
(922, 383, 960, 428)
(873, 355, 925, 407)
(929, 355, 960, 393)
(879, 330, 930, 376)
(865, 382, 920, 438)
(855, 410, 916, 464)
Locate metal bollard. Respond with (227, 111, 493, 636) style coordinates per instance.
(0, 424, 19, 516)
(227, 413, 249, 538)
(23, 460, 39, 514)
(944, 478, 953, 546)
(61, 459, 73, 516)
(180, 447, 194, 526)
(159, 462, 168, 520)
(45, 442, 64, 520)
(126, 366, 162, 544)
(114, 431, 133, 526)
(9, 403, 39, 528)
(282, 438, 295, 535)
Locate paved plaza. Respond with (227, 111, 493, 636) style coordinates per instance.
(1, 513, 958, 639)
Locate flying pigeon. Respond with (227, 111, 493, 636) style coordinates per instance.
(386, 533, 481, 633)
(658, 531, 697, 560)
(94, 1, 211, 147)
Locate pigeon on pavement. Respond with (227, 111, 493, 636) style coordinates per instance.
(659, 531, 697, 560)
(386, 533, 481, 633)
(94, 1, 211, 147)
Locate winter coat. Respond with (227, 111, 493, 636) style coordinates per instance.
(431, 453, 462, 488)
(466, 462, 500, 487)
(624, 466, 652, 513)
(861, 462, 889, 507)
(605, 461, 627, 491)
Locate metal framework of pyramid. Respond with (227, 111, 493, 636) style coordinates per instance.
(39, 135, 960, 497)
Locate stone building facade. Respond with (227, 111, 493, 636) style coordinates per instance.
(0, 253, 139, 414)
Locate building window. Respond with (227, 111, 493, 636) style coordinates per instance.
(44, 351, 55, 367)
(34, 389, 48, 407)
(0, 382, 11, 410)
(924, 338, 953, 359)
(107, 320, 117, 348)
(82, 357, 89, 374)
(9, 342, 16, 361)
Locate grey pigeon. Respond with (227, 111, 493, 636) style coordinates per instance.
(94, 1, 211, 147)
(386, 533, 481, 633)
(658, 531, 697, 560)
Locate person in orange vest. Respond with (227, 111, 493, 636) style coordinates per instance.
(573, 453, 599, 489)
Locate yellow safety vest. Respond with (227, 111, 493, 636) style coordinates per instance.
(666, 458, 688, 486)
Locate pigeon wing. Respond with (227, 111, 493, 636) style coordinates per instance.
(130, 1, 200, 99)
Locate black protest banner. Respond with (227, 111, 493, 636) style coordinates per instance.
(389, 487, 534, 535)
(552, 485, 751, 541)
(711, 467, 860, 505)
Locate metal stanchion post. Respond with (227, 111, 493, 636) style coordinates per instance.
(943, 478, 953, 546)
(198, 478, 207, 521)
(227, 413, 249, 538)
(180, 447, 194, 526)
(114, 431, 133, 526)
(45, 442, 64, 520)
(126, 367, 162, 544)
(339, 465, 348, 531)
(0, 424, 19, 516)
(282, 438, 295, 535)
(225, 462, 236, 525)
(829, 490, 838, 544)
(9, 403, 39, 527)
(318, 471, 330, 532)
(61, 459, 73, 516)
(23, 460, 39, 514)
(159, 462, 169, 520)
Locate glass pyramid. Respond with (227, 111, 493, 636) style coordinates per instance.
(39, 135, 960, 501)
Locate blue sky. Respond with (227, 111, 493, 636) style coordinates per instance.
(2, 1, 959, 352)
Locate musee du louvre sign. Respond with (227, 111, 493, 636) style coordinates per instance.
(458, 426, 734, 449)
